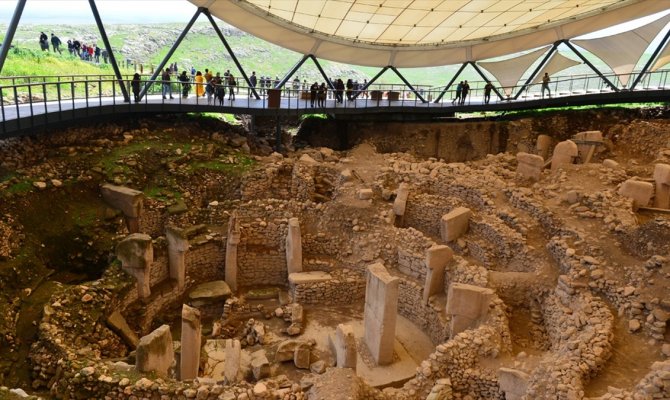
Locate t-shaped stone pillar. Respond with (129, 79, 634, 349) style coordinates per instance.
(166, 226, 190, 290)
(116, 233, 153, 299)
(286, 217, 303, 274)
(446, 283, 494, 338)
(393, 183, 410, 217)
(330, 323, 357, 369)
(423, 245, 453, 305)
(516, 152, 544, 181)
(225, 213, 241, 293)
(550, 140, 578, 170)
(653, 163, 670, 209)
(363, 263, 399, 366)
(180, 304, 202, 381)
(440, 207, 471, 242)
(536, 135, 552, 161)
(135, 325, 174, 377)
(101, 183, 144, 233)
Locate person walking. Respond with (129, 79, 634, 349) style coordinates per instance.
(39, 32, 49, 51)
(336, 79, 345, 103)
(161, 68, 173, 99)
(460, 80, 470, 105)
(484, 82, 493, 104)
(318, 83, 326, 107)
(131, 73, 141, 103)
(541, 73, 551, 98)
(50, 33, 62, 54)
(194, 71, 205, 97)
(249, 71, 257, 97)
(452, 81, 463, 105)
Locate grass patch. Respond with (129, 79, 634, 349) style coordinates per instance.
(144, 186, 182, 202)
(190, 154, 255, 174)
(301, 113, 329, 121)
(5, 181, 33, 195)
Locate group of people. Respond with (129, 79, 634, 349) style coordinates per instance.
(38, 32, 109, 63)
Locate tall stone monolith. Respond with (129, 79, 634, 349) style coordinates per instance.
(440, 207, 471, 242)
(536, 135, 552, 160)
(550, 140, 578, 170)
(286, 218, 302, 274)
(363, 263, 399, 366)
(423, 245, 453, 304)
(116, 233, 153, 299)
(166, 226, 189, 290)
(516, 152, 544, 181)
(225, 213, 241, 292)
(180, 304, 202, 381)
(101, 183, 144, 233)
(446, 283, 494, 338)
(332, 324, 357, 369)
(393, 183, 410, 217)
(135, 324, 173, 377)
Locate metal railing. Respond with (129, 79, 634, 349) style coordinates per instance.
(2, 70, 670, 136)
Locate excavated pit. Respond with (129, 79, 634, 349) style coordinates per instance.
(0, 110, 669, 400)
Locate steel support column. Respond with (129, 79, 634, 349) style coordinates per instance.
(276, 55, 309, 89)
(630, 27, 670, 91)
(389, 66, 427, 103)
(308, 55, 335, 90)
(203, 9, 259, 99)
(434, 62, 468, 103)
(513, 42, 559, 100)
(0, 0, 26, 74)
(351, 66, 388, 100)
(470, 62, 505, 101)
(563, 40, 619, 91)
(139, 7, 203, 99)
(89, 0, 129, 102)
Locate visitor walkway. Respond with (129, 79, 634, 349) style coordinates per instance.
(1, 72, 670, 138)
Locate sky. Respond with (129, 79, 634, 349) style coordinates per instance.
(0, 0, 668, 39)
(0, 0, 198, 24)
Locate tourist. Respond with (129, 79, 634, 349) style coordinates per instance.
(228, 74, 236, 101)
(346, 79, 354, 101)
(205, 78, 215, 105)
(161, 68, 173, 99)
(204, 69, 213, 83)
(101, 49, 108, 64)
(452, 81, 463, 105)
(131, 73, 141, 103)
(178, 70, 191, 98)
(249, 71, 257, 97)
(72, 39, 81, 56)
(461, 81, 470, 105)
(94, 45, 101, 63)
(194, 71, 205, 97)
(50, 33, 62, 54)
(336, 79, 345, 103)
(310, 82, 318, 107)
(39, 32, 49, 51)
(66, 39, 74, 55)
(318, 82, 326, 107)
(484, 82, 493, 104)
(542, 73, 551, 98)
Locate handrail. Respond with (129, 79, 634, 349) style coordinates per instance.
(2, 69, 670, 137)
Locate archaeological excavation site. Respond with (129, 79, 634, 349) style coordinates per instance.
(0, 108, 669, 400)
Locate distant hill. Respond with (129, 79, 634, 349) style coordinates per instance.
(0, 21, 650, 90)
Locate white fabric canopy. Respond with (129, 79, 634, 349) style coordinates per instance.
(651, 40, 670, 72)
(572, 13, 670, 87)
(478, 47, 549, 96)
(189, 0, 670, 68)
(531, 53, 582, 84)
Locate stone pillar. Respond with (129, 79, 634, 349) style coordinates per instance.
(180, 304, 202, 381)
(331, 323, 357, 369)
(516, 152, 544, 181)
(393, 183, 409, 217)
(286, 217, 302, 274)
(550, 140, 578, 170)
(446, 283, 494, 338)
(116, 233, 153, 299)
(363, 263, 399, 366)
(440, 207, 471, 242)
(423, 245, 453, 305)
(225, 213, 241, 293)
(101, 183, 144, 233)
(653, 163, 670, 209)
(224, 339, 242, 384)
(136, 325, 174, 377)
(166, 226, 189, 290)
(619, 179, 654, 209)
(498, 368, 530, 400)
(536, 135, 552, 160)
(573, 130, 603, 163)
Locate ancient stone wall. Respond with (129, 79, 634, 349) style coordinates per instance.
(289, 269, 366, 305)
(397, 279, 449, 344)
(403, 193, 458, 238)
